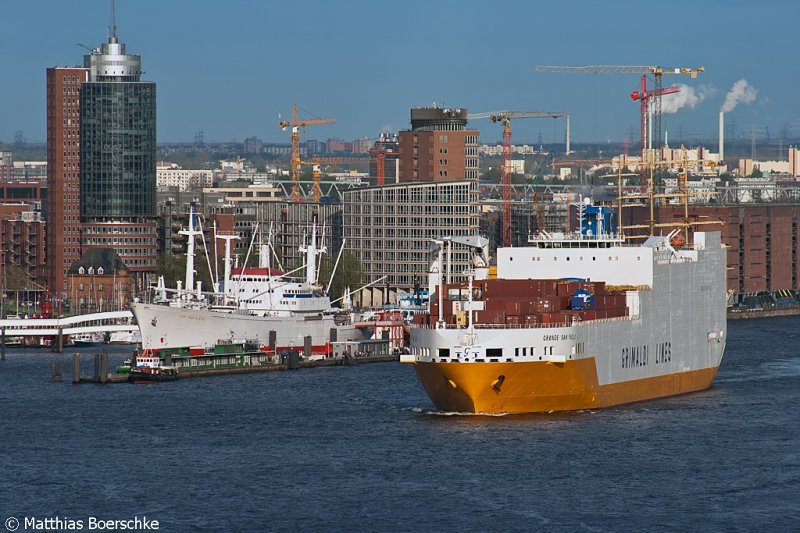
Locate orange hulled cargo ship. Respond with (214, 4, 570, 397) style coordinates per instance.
(402, 202, 728, 414)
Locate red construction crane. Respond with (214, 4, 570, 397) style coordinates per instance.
(534, 65, 703, 154)
(630, 75, 680, 193)
(468, 110, 570, 247)
(368, 142, 392, 186)
(279, 104, 335, 201)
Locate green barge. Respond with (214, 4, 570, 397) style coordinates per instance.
(145, 340, 280, 376)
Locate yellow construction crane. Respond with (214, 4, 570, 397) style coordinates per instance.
(279, 104, 335, 201)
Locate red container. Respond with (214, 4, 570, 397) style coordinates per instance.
(539, 312, 567, 325)
(557, 282, 581, 297)
(542, 280, 559, 295)
(475, 309, 506, 324)
(533, 296, 562, 313)
(580, 281, 606, 295)
(523, 314, 539, 325)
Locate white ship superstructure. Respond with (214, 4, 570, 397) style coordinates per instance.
(132, 212, 364, 355)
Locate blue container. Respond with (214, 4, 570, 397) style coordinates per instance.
(570, 289, 595, 310)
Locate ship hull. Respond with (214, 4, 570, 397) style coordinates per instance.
(407, 231, 728, 414)
(131, 303, 365, 354)
(411, 359, 719, 413)
(128, 368, 180, 383)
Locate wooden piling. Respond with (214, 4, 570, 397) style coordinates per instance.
(287, 349, 300, 370)
(55, 328, 64, 353)
(72, 353, 81, 383)
(51, 360, 65, 382)
(304, 336, 312, 358)
(100, 352, 109, 383)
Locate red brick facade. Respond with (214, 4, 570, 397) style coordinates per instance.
(46, 67, 89, 299)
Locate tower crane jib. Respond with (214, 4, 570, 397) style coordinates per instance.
(278, 104, 335, 202)
(468, 110, 570, 247)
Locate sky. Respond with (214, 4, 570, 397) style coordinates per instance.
(1, 0, 797, 147)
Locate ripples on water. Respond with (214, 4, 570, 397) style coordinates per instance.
(1, 317, 799, 531)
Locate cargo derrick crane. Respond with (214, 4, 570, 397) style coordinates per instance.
(279, 104, 335, 201)
(468, 111, 570, 248)
(618, 145, 721, 239)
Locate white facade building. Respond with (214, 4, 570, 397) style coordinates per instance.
(342, 179, 481, 306)
(157, 163, 214, 191)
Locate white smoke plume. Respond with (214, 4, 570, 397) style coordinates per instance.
(721, 79, 758, 113)
(660, 84, 713, 114)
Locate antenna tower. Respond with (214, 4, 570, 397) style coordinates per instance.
(109, 0, 118, 41)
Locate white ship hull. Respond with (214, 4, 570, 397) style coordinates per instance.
(108, 330, 142, 345)
(132, 303, 365, 355)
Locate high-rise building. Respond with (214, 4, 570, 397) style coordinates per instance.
(79, 13, 157, 286)
(46, 67, 88, 297)
(398, 107, 480, 182)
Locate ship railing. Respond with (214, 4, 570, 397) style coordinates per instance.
(412, 315, 632, 330)
(528, 231, 626, 244)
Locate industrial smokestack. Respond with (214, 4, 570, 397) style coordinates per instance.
(719, 111, 724, 163)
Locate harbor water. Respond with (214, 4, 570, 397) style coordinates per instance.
(1, 316, 799, 531)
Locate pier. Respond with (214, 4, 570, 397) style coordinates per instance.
(0, 311, 137, 353)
